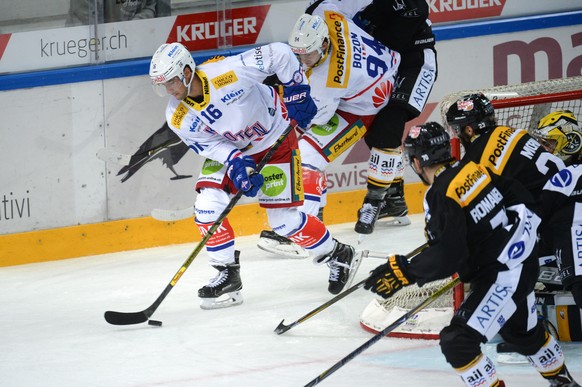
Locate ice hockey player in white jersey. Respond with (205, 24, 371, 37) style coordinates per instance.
(306, 0, 437, 233)
(288, 9, 400, 217)
(149, 42, 363, 309)
(257, 8, 401, 256)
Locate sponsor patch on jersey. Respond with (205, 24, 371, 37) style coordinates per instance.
(324, 119, 366, 162)
(211, 70, 238, 89)
(171, 103, 189, 128)
(550, 169, 574, 189)
(292, 149, 304, 202)
(481, 126, 525, 174)
(262, 165, 287, 197)
(201, 159, 224, 175)
(324, 11, 351, 89)
(312, 114, 339, 136)
(446, 162, 491, 207)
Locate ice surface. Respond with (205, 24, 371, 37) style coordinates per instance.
(1, 215, 580, 386)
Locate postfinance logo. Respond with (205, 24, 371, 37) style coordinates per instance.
(261, 166, 287, 196)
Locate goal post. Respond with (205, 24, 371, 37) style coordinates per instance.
(360, 76, 582, 339)
(440, 76, 582, 133)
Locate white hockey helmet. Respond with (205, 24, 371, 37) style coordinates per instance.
(149, 42, 195, 96)
(288, 14, 329, 56)
(530, 110, 581, 161)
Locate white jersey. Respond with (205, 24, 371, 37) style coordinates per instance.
(307, 6, 400, 125)
(164, 42, 306, 165)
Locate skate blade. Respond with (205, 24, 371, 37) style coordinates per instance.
(257, 238, 309, 259)
(200, 291, 243, 310)
(357, 234, 367, 245)
(378, 215, 411, 227)
(344, 250, 365, 290)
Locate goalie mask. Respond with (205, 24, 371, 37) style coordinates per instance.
(446, 93, 496, 148)
(149, 42, 196, 97)
(288, 14, 329, 68)
(404, 122, 453, 184)
(530, 110, 581, 162)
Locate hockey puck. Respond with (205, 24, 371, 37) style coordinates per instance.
(148, 320, 163, 327)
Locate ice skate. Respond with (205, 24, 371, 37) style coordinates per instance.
(355, 190, 385, 236)
(378, 181, 411, 226)
(198, 251, 243, 310)
(257, 230, 309, 259)
(546, 365, 581, 387)
(320, 240, 362, 295)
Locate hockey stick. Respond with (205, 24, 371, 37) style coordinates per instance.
(304, 276, 461, 386)
(104, 121, 296, 325)
(274, 243, 429, 335)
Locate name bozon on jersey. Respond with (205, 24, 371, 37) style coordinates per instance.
(321, 10, 397, 93)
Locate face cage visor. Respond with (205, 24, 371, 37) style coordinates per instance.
(151, 74, 189, 98)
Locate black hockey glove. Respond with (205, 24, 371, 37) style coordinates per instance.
(364, 255, 415, 299)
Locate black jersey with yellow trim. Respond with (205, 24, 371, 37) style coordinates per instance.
(464, 126, 566, 207)
(407, 160, 537, 286)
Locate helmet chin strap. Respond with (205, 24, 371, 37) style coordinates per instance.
(312, 41, 330, 68)
(183, 67, 195, 96)
(411, 161, 431, 186)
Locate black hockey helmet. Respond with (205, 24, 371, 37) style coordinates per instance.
(403, 122, 453, 169)
(445, 93, 496, 137)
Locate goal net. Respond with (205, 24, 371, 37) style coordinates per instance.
(360, 76, 582, 340)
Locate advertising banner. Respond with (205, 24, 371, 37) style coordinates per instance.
(0, 0, 580, 74)
(0, 3, 581, 235)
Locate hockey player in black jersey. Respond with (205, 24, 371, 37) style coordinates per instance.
(364, 122, 580, 387)
(529, 111, 582, 313)
(445, 93, 567, 209)
(447, 96, 582, 306)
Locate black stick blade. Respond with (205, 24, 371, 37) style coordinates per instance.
(104, 310, 148, 325)
(274, 319, 293, 335)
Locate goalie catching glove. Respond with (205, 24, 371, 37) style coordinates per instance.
(283, 84, 317, 129)
(364, 255, 415, 299)
(226, 154, 264, 197)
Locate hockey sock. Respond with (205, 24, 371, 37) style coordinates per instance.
(286, 213, 333, 257)
(300, 166, 326, 217)
(454, 353, 501, 387)
(527, 332, 566, 379)
(366, 147, 404, 190)
(195, 217, 236, 265)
